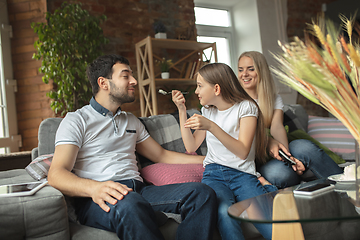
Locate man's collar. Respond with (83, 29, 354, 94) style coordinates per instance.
(90, 97, 121, 116)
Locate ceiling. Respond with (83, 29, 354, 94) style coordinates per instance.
(194, 0, 239, 7)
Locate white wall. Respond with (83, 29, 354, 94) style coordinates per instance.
(233, 0, 262, 57)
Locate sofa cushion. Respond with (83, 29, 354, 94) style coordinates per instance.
(26, 154, 53, 180)
(138, 109, 207, 168)
(140, 163, 204, 186)
(307, 116, 356, 161)
(0, 169, 70, 239)
(283, 104, 309, 132)
(37, 118, 63, 156)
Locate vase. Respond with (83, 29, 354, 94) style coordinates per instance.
(155, 32, 167, 39)
(161, 72, 169, 79)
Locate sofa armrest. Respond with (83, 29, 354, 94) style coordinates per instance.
(31, 147, 39, 161)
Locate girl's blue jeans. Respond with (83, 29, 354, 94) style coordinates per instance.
(259, 139, 343, 189)
(74, 180, 217, 240)
(202, 163, 277, 240)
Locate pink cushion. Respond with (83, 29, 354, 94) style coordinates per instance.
(140, 163, 204, 186)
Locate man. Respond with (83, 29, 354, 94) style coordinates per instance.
(48, 54, 217, 240)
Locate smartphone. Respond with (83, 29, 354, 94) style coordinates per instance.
(279, 149, 296, 165)
(293, 182, 335, 197)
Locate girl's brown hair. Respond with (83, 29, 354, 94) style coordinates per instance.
(198, 63, 268, 164)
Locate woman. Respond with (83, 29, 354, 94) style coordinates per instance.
(238, 51, 343, 188)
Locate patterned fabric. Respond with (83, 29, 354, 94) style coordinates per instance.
(138, 109, 207, 168)
(140, 163, 204, 186)
(25, 154, 53, 180)
(308, 116, 355, 161)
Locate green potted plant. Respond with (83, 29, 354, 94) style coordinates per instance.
(157, 58, 172, 79)
(32, 2, 108, 116)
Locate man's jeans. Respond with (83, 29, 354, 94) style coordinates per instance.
(202, 164, 276, 240)
(74, 180, 217, 240)
(259, 139, 344, 188)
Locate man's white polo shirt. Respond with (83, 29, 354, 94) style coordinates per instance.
(55, 98, 150, 182)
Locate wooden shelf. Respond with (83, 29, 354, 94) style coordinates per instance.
(135, 36, 217, 117)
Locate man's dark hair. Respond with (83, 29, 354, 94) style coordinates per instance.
(86, 54, 130, 95)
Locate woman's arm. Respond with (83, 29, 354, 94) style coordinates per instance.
(172, 90, 206, 153)
(269, 109, 289, 149)
(268, 109, 305, 174)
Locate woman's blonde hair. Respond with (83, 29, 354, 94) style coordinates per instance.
(198, 63, 268, 164)
(238, 51, 277, 128)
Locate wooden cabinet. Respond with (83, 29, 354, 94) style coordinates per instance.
(135, 36, 217, 117)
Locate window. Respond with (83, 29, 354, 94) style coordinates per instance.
(0, 0, 20, 153)
(195, 6, 236, 70)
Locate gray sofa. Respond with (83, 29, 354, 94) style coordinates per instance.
(0, 109, 265, 240)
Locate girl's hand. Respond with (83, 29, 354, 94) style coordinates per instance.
(258, 176, 272, 186)
(184, 114, 212, 131)
(172, 90, 186, 111)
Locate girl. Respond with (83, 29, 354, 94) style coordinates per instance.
(172, 63, 276, 240)
(238, 51, 343, 188)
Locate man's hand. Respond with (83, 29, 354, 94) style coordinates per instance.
(91, 181, 133, 212)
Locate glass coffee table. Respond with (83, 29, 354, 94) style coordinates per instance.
(228, 179, 360, 240)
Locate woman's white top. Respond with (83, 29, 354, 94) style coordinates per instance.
(202, 100, 259, 176)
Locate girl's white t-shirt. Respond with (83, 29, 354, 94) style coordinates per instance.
(202, 100, 259, 176)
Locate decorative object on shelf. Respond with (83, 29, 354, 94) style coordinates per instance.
(153, 21, 167, 39)
(271, 14, 360, 203)
(32, 2, 108, 116)
(157, 58, 172, 79)
(135, 36, 217, 117)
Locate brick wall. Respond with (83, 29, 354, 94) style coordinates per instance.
(7, 0, 197, 151)
(7, 0, 345, 152)
(7, 0, 53, 152)
(287, 0, 338, 117)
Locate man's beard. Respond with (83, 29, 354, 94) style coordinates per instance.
(108, 81, 135, 105)
(109, 91, 135, 105)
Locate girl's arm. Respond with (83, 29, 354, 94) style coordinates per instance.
(172, 90, 206, 153)
(185, 114, 257, 160)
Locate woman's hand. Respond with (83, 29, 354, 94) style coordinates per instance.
(184, 114, 213, 131)
(172, 90, 186, 111)
(268, 138, 305, 175)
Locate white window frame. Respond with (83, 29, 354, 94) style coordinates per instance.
(195, 5, 238, 71)
(0, 0, 20, 153)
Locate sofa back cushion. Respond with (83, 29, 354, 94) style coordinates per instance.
(38, 118, 63, 156)
(308, 115, 355, 161)
(283, 104, 309, 132)
(138, 109, 207, 168)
